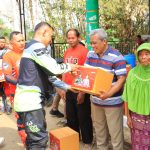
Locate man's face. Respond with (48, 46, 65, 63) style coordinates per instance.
(90, 34, 107, 55)
(11, 33, 25, 52)
(0, 38, 6, 50)
(67, 31, 79, 47)
(43, 27, 53, 46)
(136, 37, 142, 45)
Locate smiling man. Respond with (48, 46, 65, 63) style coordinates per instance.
(2, 31, 26, 145)
(85, 28, 127, 150)
(3, 31, 25, 86)
(2, 31, 25, 106)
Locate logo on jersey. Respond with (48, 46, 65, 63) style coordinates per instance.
(16, 60, 20, 68)
(66, 57, 78, 64)
(26, 121, 40, 133)
(34, 48, 45, 56)
(3, 62, 9, 70)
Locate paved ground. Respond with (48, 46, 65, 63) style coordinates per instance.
(0, 100, 132, 150)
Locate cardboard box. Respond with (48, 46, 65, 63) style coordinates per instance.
(71, 66, 114, 95)
(50, 127, 79, 150)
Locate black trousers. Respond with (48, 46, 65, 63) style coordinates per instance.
(66, 91, 93, 144)
(17, 108, 48, 150)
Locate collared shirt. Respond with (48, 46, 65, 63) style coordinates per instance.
(85, 46, 127, 106)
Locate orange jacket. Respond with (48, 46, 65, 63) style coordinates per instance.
(3, 49, 22, 96)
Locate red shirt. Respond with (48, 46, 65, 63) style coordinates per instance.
(63, 44, 88, 85)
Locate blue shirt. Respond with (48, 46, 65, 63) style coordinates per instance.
(85, 46, 127, 106)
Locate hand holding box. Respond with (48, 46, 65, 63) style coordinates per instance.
(70, 66, 114, 95)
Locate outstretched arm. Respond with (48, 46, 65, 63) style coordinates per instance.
(48, 76, 70, 91)
(31, 47, 77, 75)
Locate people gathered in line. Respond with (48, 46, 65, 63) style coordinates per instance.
(0, 23, 150, 150)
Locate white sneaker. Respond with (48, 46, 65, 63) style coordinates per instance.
(0, 137, 5, 146)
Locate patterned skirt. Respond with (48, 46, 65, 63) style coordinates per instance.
(130, 111, 150, 150)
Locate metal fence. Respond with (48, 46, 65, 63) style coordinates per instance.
(51, 43, 68, 59)
(51, 41, 136, 59)
(109, 41, 136, 55)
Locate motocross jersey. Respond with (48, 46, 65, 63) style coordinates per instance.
(14, 40, 71, 112)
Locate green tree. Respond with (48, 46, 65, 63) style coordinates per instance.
(25, 0, 149, 43)
(0, 18, 12, 38)
(31, 0, 86, 42)
(100, 0, 149, 41)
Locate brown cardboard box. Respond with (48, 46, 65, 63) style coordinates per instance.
(71, 66, 114, 95)
(50, 127, 79, 150)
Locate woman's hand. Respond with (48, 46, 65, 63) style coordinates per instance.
(127, 114, 133, 128)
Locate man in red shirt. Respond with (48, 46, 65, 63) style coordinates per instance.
(63, 29, 93, 149)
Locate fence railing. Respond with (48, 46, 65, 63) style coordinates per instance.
(109, 41, 136, 55)
(51, 41, 136, 59)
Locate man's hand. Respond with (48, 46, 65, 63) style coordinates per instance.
(70, 64, 78, 72)
(68, 87, 79, 93)
(55, 87, 66, 100)
(77, 92, 85, 104)
(97, 75, 126, 100)
(98, 90, 110, 100)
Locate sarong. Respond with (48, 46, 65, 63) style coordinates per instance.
(130, 111, 150, 150)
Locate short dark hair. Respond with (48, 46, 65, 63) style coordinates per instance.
(66, 28, 80, 38)
(34, 22, 54, 33)
(79, 41, 85, 46)
(137, 35, 142, 39)
(9, 31, 21, 41)
(0, 36, 5, 40)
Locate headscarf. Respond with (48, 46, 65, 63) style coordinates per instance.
(122, 43, 150, 115)
(134, 43, 150, 79)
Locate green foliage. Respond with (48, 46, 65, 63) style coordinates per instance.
(27, 30, 34, 40)
(0, 19, 4, 25)
(100, 0, 149, 41)
(0, 28, 12, 37)
(25, 0, 149, 43)
(0, 18, 12, 38)
(37, 0, 86, 42)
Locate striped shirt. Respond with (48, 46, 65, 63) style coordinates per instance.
(85, 46, 126, 106)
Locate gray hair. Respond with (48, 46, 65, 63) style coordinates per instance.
(90, 28, 108, 40)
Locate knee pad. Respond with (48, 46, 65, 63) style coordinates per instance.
(15, 112, 19, 119)
(9, 96, 14, 104)
(18, 130, 27, 145)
